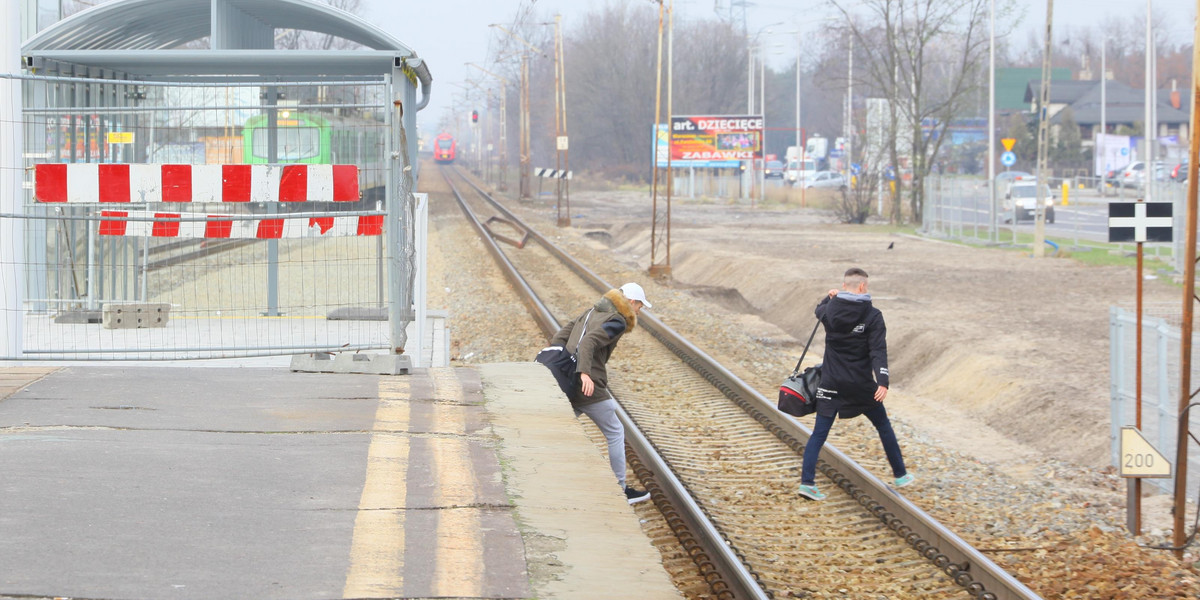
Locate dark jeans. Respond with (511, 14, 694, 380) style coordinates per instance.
(800, 402, 907, 486)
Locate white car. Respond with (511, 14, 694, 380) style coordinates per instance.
(785, 158, 818, 186)
(803, 171, 848, 190)
(1004, 180, 1055, 223)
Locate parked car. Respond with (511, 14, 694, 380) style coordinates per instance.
(803, 170, 848, 190)
(764, 160, 785, 179)
(1103, 167, 1123, 188)
(1005, 180, 1055, 224)
(1118, 161, 1169, 188)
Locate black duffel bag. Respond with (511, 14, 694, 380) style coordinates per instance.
(777, 319, 822, 418)
(778, 364, 821, 417)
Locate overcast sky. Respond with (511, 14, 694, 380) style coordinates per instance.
(366, 0, 1195, 130)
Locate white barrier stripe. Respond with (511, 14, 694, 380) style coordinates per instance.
(330, 217, 358, 236)
(309, 164, 333, 201)
(126, 220, 153, 237)
(252, 165, 280, 203)
(193, 165, 222, 203)
(179, 219, 206, 238)
(130, 164, 161, 203)
(281, 218, 306, 238)
(68, 163, 98, 203)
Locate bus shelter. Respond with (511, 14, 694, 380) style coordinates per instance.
(1, 0, 435, 368)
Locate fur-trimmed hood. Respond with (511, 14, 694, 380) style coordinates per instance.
(596, 288, 636, 331)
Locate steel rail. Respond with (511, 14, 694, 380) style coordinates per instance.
(442, 166, 767, 600)
(451, 166, 1043, 600)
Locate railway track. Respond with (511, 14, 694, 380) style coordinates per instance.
(440, 165, 1043, 600)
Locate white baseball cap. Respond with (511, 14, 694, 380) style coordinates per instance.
(619, 282, 652, 308)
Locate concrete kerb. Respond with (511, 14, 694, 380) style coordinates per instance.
(477, 362, 683, 599)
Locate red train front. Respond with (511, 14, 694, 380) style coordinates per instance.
(433, 133, 456, 164)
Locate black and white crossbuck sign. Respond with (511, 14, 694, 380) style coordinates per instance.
(1108, 202, 1174, 243)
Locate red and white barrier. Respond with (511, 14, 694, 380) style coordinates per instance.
(97, 211, 383, 238)
(34, 163, 361, 204)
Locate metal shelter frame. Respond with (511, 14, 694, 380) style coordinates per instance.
(5, 0, 433, 365)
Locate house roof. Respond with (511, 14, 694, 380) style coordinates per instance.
(995, 67, 1070, 111)
(1047, 79, 1191, 126)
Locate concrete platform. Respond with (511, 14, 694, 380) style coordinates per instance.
(0, 363, 681, 599)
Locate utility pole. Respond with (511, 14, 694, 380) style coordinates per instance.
(549, 15, 570, 226)
(1032, 0, 1053, 258)
(520, 53, 530, 199)
(466, 62, 509, 192)
(649, 0, 670, 277)
(488, 24, 543, 201)
(1173, 0, 1200, 561)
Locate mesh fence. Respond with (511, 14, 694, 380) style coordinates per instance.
(2, 75, 407, 360)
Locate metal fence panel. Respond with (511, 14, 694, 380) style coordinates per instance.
(1110, 305, 1200, 495)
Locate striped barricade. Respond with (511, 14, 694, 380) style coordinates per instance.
(34, 163, 361, 204)
(96, 211, 384, 238)
(533, 168, 572, 180)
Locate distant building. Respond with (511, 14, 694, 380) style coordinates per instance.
(1022, 78, 1191, 165)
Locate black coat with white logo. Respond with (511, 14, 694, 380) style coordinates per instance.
(814, 294, 889, 418)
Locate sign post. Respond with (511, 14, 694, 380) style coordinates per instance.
(1119, 427, 1172, 534)
(1109, 200, 1174, 534)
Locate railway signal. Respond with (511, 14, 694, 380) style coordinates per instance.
(471, 110, 478, 123)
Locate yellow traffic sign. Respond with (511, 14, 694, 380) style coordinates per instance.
(1119, 427, 1171, 478)
(1001, 138, 1016, 152)
(106, 131, 134, 144)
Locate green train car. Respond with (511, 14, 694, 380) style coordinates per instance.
(241, 112, 387, 193)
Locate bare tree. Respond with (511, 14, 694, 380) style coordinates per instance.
(562, 2, 660, 180)
(832, 0, 995, 224)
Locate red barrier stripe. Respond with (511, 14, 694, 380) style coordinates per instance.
(35, 164, 68, 203)
(257, 219, 284, 238)
(205, 217, 233, 238)
(310, 217, 334, 234)
(98, 164, 131, 203)
(358, 214, 384, 236)
(161, 165, 193, 203)
(151, 213, 181, 237)
(332, 164, 359, 202)
(222, 165, 252, 202)
(98, 211, 128, 235)
(279, 165, 308, 202)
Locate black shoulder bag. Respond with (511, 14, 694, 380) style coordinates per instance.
(777, 319, 823, 417)
(535, 309, 593, 400)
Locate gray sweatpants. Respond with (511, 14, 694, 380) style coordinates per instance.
(574, 397, 627, 489)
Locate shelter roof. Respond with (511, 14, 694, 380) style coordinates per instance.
(23, 0, 413, 54)
(20, 0, 430, 105)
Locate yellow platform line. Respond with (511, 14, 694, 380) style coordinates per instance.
(342, 379, 411, 598)
(430, 436, 484, 597)
(429, 368, 484, 596)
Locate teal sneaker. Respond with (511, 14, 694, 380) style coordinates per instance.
(894, 473, 915, 488)
(797, 484, 826, 501)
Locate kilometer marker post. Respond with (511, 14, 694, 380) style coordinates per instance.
(1108, 198, 1174, 534)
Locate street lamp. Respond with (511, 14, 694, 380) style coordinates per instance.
(744, 22, 784, 202)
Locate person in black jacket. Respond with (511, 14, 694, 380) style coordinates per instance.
(546, 283, 653, 504)
(797, 268, 912, 501)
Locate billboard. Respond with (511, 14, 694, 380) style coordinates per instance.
(657, 115, 763, 168)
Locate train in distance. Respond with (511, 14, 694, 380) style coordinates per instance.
(433, 133, 456, 164)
